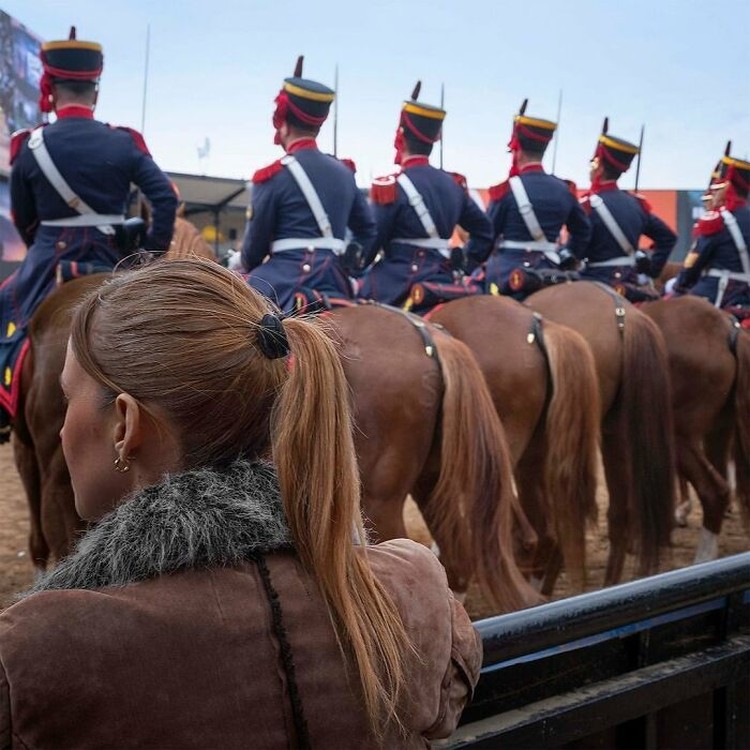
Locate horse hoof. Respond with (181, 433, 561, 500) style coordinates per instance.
(694, 528, 719, 564)
(674, 500, 692, 528)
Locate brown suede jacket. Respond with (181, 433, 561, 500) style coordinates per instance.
(0, 461, 481, 749)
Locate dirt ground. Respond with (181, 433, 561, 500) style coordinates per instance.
(1, 442, 748, 617)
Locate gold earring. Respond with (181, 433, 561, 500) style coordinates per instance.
(113, 455, 134, 473)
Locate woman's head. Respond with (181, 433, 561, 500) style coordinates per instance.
(64, 258, 410, 736)
(70, 259, 289, 465)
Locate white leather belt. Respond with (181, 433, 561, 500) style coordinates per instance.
(587, 256, 637, 268)
(391, 237, 451, 258)
(41, 214, 126, 228)
(707, 268, 750, 308)
(707, 269, 750, 282)
(271, 237, 346, 255)
(498, 239, 559, 252)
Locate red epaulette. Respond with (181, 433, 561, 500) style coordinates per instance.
(631, 192, 653, 213)
(488, 181, 509, 202)
(252, 160, 284, 184)
(112, 126, 152, 157)
(693, 210, 725, 238)
(339, 157, 357, 173)
(370, 175, 398, 204)
(578, 192, 592, 214)
(449, 171, 468, 191)
(564, 178, 579, 197)
(10, 127, 40, 165)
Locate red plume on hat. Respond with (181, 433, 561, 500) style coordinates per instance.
(718, 140, 750, 205)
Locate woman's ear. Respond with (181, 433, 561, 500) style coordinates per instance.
(113, 393, 143, 460)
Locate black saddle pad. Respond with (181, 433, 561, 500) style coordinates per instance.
(407, 280, 483, 313)
(508, 267, 580, 295)
(612, 281, 661, 303)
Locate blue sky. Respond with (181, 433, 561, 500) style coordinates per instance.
(4, 0, 749, 189)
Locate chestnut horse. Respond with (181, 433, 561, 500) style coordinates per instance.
(641, 296, 750, 561)
(526, 281, 676, 584)
(427, 296, 600, 594)
(12, 274, 536, 613)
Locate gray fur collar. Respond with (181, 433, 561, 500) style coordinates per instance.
(25, 460, 292, 597)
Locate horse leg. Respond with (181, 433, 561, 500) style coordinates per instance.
(674, 475, 693, 528)
(676, 438, 731, 563)
(11, 432, 48, 571)
(601, 420, 632, 585)
(359, 456, 416, 544)
(705, 415, 734, 514)
(38, 449, 84, 564)
(515, 434, 559, 593)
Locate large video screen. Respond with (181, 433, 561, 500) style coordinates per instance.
(0, 10, 42, 176)
(0, 10, 41, 274)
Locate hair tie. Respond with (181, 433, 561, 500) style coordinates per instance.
(257, 313, 290, 359)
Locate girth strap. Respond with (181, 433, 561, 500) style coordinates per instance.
(361, 300, 443, 368)
(591, 280, 627, 337)
(527, 312, 553, 415)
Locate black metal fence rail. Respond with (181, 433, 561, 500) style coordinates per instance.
(441, 552, 750, 749)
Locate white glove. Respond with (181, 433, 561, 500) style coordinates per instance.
(227, 249, 245, 272)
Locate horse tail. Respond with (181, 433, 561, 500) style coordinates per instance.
(732, 330, 750, 530)
(541, 321, 600, 592)
(621, 311, 676, 573)
(429, 331, 539, 612)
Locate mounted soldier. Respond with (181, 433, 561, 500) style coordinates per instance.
(578, 119, 677, 301)
(240, 56, 376, 313)
(0, 27, 177, 443)
(483, 100, 590, 300)
(358, 82, 492, 307)
(675, 144, 750, 310)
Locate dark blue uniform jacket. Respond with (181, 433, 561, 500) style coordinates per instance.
(241, 139, 375, 312)
(484, 164, 591, 295)
(358, 156, 492, 306)
(579, 183, 677, 285)
(677, 202, 750, 307)
(2, 108, 176, 420)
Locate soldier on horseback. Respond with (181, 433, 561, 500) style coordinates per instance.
(483, 100, 591, 300)
(240, 56, 376, 313)
(0, 27, 177, 443)
(358, 82, 492, 307)
(674, 146, 750, 310)
(578, 119, 677, 301)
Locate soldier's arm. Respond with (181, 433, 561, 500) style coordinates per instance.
(458, 192, 493, 265)
(347, 186, 377, 262)
(676, 234, 714, 288)
(361, 177, 398, 269)
(564, 197, 593, 258)
(486, 181, 510, 248)
(123, 129, 178, 251)
(642, 211, 678, 278)
(9, 156, 38, 247)
(241, 181, 275, 272)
